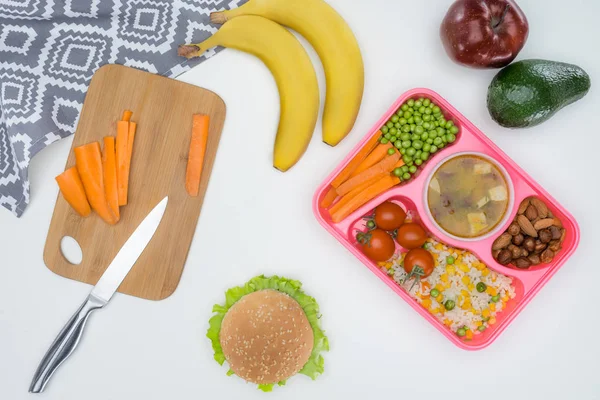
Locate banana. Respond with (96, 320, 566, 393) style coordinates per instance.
(179, 16, 319, 172)
(211, 0, 364, 147)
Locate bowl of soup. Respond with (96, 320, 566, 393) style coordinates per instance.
(424, 152, 514, 240)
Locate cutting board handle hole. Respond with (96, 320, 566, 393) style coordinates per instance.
(61, 236, 83, 265)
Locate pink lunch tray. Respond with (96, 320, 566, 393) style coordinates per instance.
(313, 88, 580, 350)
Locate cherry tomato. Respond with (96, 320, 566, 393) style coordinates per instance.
(357, 229, 395, 262)
(396, 223, 427, 249)
(403, 248, 435, 278)
(374, 202, 407, 231)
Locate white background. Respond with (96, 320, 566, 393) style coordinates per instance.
(1, 0, 599, 399)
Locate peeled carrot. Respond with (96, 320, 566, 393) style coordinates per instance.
(75, 142, 117, 225)
(102, 137, 120, 221)
(331, 131, 382, 188)
(392, 159, 405, 170)
(122, 110, 133, 122)
(331, 175, 400, 223)
(350, 142, 393, 178)
(186, 114, 210, 197)
(116, 121, 129, 206)
(126, 121, 137, 194)
(320, 186, 338, 208)
(55, 167, 91, 217)
(337, 152, 400, 196)
(328, 173, 385, 216)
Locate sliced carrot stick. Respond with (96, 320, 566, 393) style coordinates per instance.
(55, 167, 91, 217)
(116, 121, 129, 206)
(350, 142, 393, 178)
(331, 131, 382, 188)
(331, 175, 401, 223)
(126, 121, 137, 196)
(102, 137, 120, 221)
(186, 114, 210, 197)
(337, 152, 400, 196)
(392, 159, 405, 170)
(320, 186, 338, 208)
(328, 173, 386, 216)
(75, 142, 117, 225)
(122, 110, 133, 122)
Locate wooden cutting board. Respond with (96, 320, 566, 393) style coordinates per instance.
(43, 65, 226, 300)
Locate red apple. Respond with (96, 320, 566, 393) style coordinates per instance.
(440, 0, 529, 69)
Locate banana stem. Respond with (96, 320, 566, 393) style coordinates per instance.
(210, 12, 229, 25)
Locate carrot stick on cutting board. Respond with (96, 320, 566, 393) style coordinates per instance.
(337, 152, 400, 196)
(102, 137, 120, 221)
(349, 142, 393, 178)
(75, 142, 117, 225)
(127, 121, 137, 182)
(331, 130, 381, 188)
(122, 110, 133, 122)
(331, 175, 400, 223)
(55, 167, 91, 217)
(116, 121, 129, 206)
(186, 114, 210, 197)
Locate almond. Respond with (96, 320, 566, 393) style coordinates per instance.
(533, 218, 554, 230)
(517, 198, 530, 215)
(530, 198, 549, 218)
(517, 215, 538, 237)
(525, 204, 538, 221)
(492, 233, 512, 250)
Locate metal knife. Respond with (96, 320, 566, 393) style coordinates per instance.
(29, 197, 169, 393)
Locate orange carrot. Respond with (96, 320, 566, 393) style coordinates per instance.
(337, 152, 400, 196)
(122, 110, 133, 122)
(328, 173, 385, 216)
(331, 175, 400, 223)
(55, 167, 91, 217)
(116, 121, 129, 206)
(350, 142, 393, 178)
(75, 142, 117, 225)
(186, 114, 210, 197)
(320, 186, 338, 208)
(102, 137, 120, 221)
(126, 121, 136, 195)
(331, 131, 382, 188)
(393, 159, 405, 170)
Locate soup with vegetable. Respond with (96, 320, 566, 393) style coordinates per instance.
(427, 155, 509, 238)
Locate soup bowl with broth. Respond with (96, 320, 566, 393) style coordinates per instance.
(424, 152, 514, 241)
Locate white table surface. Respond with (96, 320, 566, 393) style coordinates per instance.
(2, 0, 599, 398)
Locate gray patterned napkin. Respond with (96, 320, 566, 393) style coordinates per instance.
(0, 0, 246, 217)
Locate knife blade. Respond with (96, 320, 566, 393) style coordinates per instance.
(29, 197, 169, 393)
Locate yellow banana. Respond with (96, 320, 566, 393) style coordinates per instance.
(212, 0, 364, 147)
(179, 16, 319, 171)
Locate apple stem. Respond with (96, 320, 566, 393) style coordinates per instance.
(492, 4, 511, 29)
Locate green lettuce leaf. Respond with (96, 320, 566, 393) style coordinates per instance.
(206, 275, 329, 392)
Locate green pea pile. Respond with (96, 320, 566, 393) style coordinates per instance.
(380, 97, 459, 182)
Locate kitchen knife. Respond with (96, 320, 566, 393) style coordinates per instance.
(29, 197, 169, 393)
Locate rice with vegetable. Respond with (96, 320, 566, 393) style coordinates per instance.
(381, 238, 516, 338)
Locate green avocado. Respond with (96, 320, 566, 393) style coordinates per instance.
(487, 59, 591, 128)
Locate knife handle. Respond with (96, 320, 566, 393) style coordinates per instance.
(29, 294, 105, 393)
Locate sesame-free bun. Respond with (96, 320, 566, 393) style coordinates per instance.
(219, 289, 314, 385)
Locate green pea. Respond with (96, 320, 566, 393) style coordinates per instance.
(457, 328, 467, 337)
(399, 118, 407, 125)
(438, 117, 447, 126)
(436, 127, 445, 135)
(422, 122, 430, 130)
(380, 138, 389, 144)
(382, 126, 389, 134)
(402, 172, 411, 181)
(409, 165, 417, 174)
(415, 150, 422, 159)
(400, 133, 411, 141)
(430, 145, 438, 153)
(424, 108, 432, 115)
(400, 148, 406, 155)
(445, 120, 454, 129)
(402, 125, 411, 133)
(415, 159, 423, 166)
(415, 126, 424, 135)
(402, 155, 413, 164)
(446, 133, 456, 143)
(428, 129, 437, 138)
(491, 295, 500, 303)
(423, 99, 431, 107)
(430, 288, 440, 298)
(420, 151, 430, 161)
(389, 127, 397, 135)
(407, 117, 414, 124)
(441, 135, 448, 143)
(393, 167, 403, 177)
(413, 112, 422, 117)
(403, 111, 411, 119)
(394, 123, 401, 129)
(402, 140, 411, 148)
(401, 165, 409, 173)
(406, 147, 416, 156)
(413, 140, 423, 150)
(476, 282, 487, 293)
(410, 124, 416, 132)
(420, 133, 429, 141)
(387, 121, 394, 129)
(438, 142, 446, 148)
(423, 114, 432, 122)
(394, 141, 403, 149)
(433, 121, 439, 127)
(478, 325, 486, 332)
(397, 109, 404, 117)
(433, 137, 443, 146)
(446, 256, 455, 264)
(418, 106, 426, 114)
(414, 100, 423, 108)
(407, 99, 415, 107)
(391, 115, 399, 123)
(423, 143, 431, 152)
(367, 220, 376, 229)
(483, 316, 490, 322)
(384, 133, 391, 140)
(426, 138, 434, 145)
(401, 104, 409, 111)
(407, 161, 414, 167)
(450, 125, 459, 134)
(444, 300, 456, 311)
(432, 106, 441, 114)
(387, 148, 396, 155)
(389, 136, 397, 142)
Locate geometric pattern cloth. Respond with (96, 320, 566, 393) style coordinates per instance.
(0, 0, 246, 217)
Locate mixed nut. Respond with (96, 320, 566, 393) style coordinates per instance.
(492, 197, 566, 269)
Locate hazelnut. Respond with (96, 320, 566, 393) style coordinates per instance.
(508, 223, 521, 236)
(527, 254, 541, 265)
(509, 244, 522, 259)
(534, 241, 547, 254)
(549, 226, 562, 240)
(514, 258, 532, 269)
(523, 237, 536, 252)
(497, 249, 512, 265)
(512, 233, 524, 246)
(541, 249, 555, 264)
(539, 229, 552, 244)
(549, 240, 562, 252)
